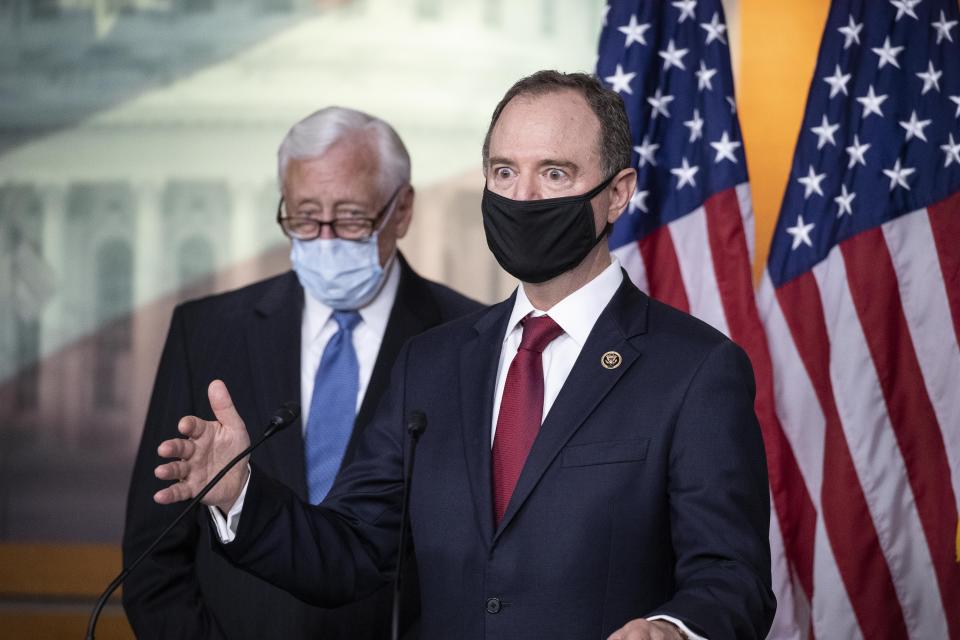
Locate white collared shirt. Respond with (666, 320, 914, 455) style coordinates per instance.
(299, 257, 400, 428)
(490, 257, 623, 443)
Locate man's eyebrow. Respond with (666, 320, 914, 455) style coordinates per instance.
(538, 159, 578, 171)
(487, 156, 513, 166)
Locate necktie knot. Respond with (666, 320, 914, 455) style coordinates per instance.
(332, 310, 361, 333)
(518, 314, 564, 354)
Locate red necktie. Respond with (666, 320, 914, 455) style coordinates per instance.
(492, 314, 564, 526)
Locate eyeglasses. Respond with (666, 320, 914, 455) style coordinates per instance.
(277, 186, 403, 242)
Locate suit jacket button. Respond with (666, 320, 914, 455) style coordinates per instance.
(485, 597, 501, 614)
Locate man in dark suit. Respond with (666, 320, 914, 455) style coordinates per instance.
(153, 71, 775, 639)
(123, 107, 480, 639)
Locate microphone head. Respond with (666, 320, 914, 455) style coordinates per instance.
(407, 411, 427, 438)
(269, 402, 301, 430)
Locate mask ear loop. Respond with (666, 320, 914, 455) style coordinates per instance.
(371, 184, 407, 235)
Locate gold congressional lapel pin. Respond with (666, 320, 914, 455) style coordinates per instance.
(601, 351, 622, 370)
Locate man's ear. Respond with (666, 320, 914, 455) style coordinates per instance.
(393, 184, 415, 239)
(606, 167, 638, 225)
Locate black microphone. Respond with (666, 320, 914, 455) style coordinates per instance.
(85, 402, 300, 640)
(390, 410, 427, 640)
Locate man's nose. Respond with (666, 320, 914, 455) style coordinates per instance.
(318, 220, 337, 240)
(512, 174, 541, 201)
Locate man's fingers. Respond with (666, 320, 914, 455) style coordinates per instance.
(154, 459, 191, 482)
(153, 481, 195, 505)
(208, 379, 245, 433)
(177, 416, 208, 439)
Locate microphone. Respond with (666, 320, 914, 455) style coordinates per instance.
(390, 410, 427, 640)
(85, 402, 300, 640)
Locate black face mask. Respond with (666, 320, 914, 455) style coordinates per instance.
(481, 174, 616, 283)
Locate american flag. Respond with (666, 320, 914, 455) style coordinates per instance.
(597, 3, 809, 636)
(756, 0, 960, 638)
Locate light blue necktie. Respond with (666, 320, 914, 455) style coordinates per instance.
(305, 310, 361, 504)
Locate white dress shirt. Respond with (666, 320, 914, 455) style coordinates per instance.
(491, 257, 623, 443)
(299, 258, 400, 427)
(211, 257, 399, 538)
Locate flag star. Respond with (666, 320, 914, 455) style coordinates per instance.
(857, 85, 889, 118)
(696, 60, 718, 91)
(602, 3, 610, 26)
(823, 65, 852, 98)
(883, 158, 915, 190)
(932, 10, 958, 43)
(710, 130, 741, 163)
(890, 0, 921, 21)
(834, 184, 856, 217)
(845, 135, 871, 168)
(942, 134, 960, 167)
(872, 37, 905, 69)
(916, 61, 943, 94)
(648, 88, 675, 119)
(684, 109, 705, 142)
(672, 0, 697, 23)
(726, 96, 737, 113)
(658, 39, 690, 71)
(950, 95, 960, 118)
(797, 165, 827, 199)
(618, 14, 651, 47)
(700, 11, 727, 45)
(838, 15, 863, 49)
(604, 64, 637, 95)
(810, 115, 840, 149)
(899, 110, 932, 142)
(633, 135, 659, 167)
(629, 189, 650, 213)
(786, 215, 815, 250)
(671, 157, 699, 189)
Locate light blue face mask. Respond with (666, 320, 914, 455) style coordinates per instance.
(289, 195, 399, 310)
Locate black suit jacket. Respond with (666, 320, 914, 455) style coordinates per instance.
(218, 275, 776, 640)
(123, 256, 481, 639)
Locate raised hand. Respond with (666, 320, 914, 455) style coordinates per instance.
(153, 379, 252, 513)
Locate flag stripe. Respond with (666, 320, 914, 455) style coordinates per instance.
(928, 192, 960, 347)
(815, 249, 950, 640)
(705, 189, 816, 598)
(767, 494, 807, 640)
(775, 272, 909, 639)
(882, 210, 960, 520)
(638, 227, 690, 313)
(811, 513, 860, 640)
(735, 183, 755, 266)
(840, 229, 960, 638)
(669, 206, 730, 336)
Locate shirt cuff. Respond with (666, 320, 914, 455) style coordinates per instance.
(647, 615, 707, 640)
(207, 465, 251, 543)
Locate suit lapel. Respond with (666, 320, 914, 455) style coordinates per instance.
(244, 271, 307, 499)
(460, 296, 515, 546)
(493, 277, 650, 541)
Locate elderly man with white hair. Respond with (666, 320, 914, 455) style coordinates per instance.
(122, 107, 480, 640)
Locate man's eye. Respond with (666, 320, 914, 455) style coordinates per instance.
(296, 209, 321, 218)
(494, 167, 513, 179)
(546, 168, 566, 180)
(336, 209, 368, 220)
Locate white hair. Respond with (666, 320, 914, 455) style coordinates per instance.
(277, 106, 411, 195)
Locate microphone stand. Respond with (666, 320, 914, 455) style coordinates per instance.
(85, 403, 299, 640)
(390, 411, 427, 640)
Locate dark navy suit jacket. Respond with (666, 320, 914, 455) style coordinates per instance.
(123, 256, 480, 639)
(219, 274, 775, 640)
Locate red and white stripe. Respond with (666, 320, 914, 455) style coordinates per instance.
(758, 201, 960, 639)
